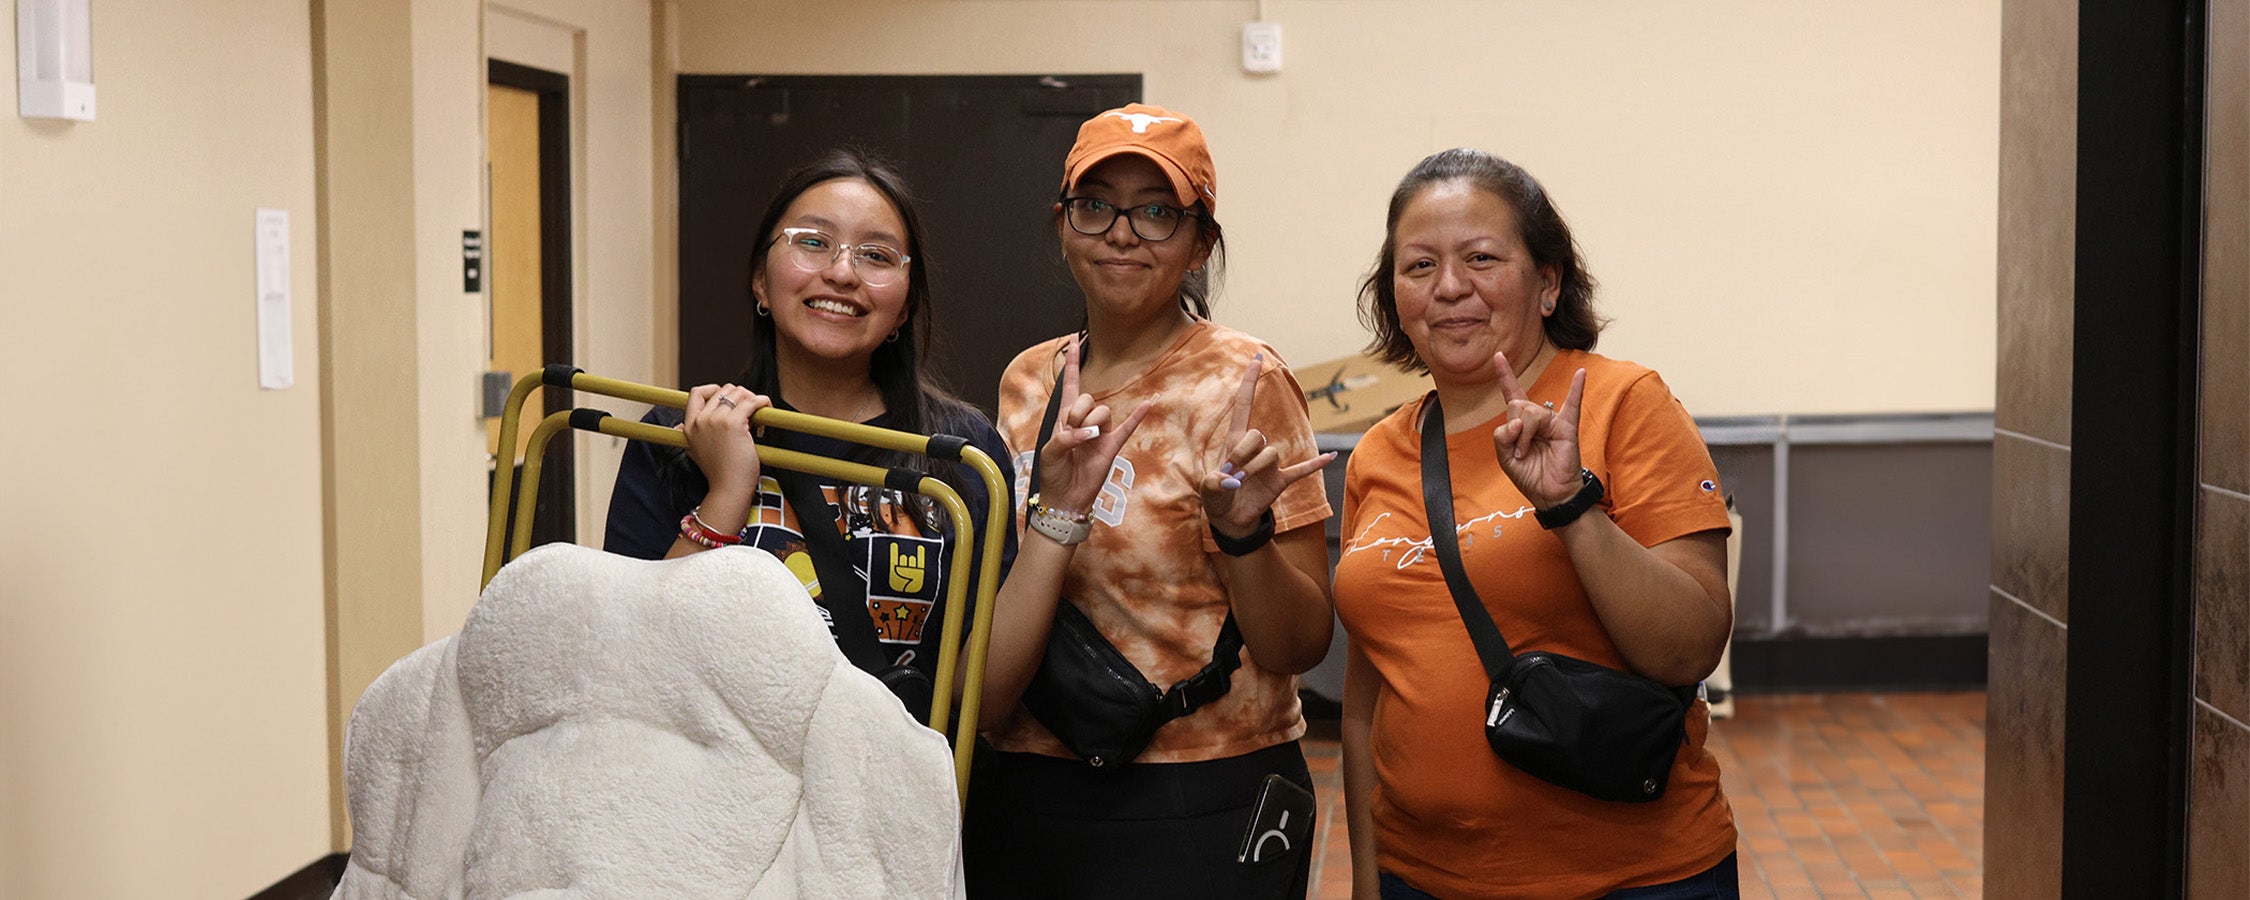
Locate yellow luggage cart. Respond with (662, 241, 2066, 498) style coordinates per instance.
(482, 365, 1008, 800)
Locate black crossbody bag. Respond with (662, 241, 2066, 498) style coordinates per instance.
(1419, 394, 1693, 803)
(768, 460, 936, 723)
(1019, 366, 1244, 770)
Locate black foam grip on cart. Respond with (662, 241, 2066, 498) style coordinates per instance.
(569, 408, 610, 432)
(886, 467, 924, 494)
(543, 364, 583, 386)
(924, 434, 969, 460)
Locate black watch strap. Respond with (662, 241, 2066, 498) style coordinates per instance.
(1534, 468, 1605, 529)
(1210, 509, 1276, 556)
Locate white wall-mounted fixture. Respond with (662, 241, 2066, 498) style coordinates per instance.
(1242, 21, 1282, 74)
(17, 0, 95, 121)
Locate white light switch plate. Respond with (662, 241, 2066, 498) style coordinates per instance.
(1242, 22, 1283, 74)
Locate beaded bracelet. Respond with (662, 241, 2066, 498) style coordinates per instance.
(679, 508, 745, 549)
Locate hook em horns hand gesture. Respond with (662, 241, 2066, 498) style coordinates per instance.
(1202, 353, 1336, 537)
(1490, 350, 1589, 510)
(1038, 335, 1150, 514)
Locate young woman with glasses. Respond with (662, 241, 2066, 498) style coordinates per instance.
(961, 103, 1338, 898)
(602, 148, 1037, 721)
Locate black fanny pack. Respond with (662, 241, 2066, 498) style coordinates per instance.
(1022, 602, 1243, 769)
(1018, 359, 1243, 769)
(1420, 394, 1692, 803)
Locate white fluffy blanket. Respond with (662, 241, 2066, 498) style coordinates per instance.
(333, 543, 962, 899)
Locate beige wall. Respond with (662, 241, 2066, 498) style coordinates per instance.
(0, 0, 658, 891)
(486, 0, 659, 548)
(411, 0, 491, 644)
(675, 0, 2001, 417)
(0, 1, 332, 896)
(317, 0, 659, 851)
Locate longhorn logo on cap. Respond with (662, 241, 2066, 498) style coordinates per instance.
(1105, 111, 1182, 133)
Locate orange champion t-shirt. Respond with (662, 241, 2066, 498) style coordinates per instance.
(988, 320, 1333, 763)
(1333, 350, 1736, 899)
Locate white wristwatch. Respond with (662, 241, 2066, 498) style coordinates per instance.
(1026, 495, 1092, 546)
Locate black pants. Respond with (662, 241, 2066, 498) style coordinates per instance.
(962, 741, 1314, 899)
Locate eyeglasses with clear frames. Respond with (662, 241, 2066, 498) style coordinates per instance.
(767, 227, 912, 287)
(1060, 197, 1199, 242)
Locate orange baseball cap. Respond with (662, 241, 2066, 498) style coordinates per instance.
(1060, 103, 1219, 216)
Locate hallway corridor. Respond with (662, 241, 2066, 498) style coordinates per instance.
(1303, 692, 1988, 898)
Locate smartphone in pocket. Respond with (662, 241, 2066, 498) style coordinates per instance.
(1236, 773, 1317, 864)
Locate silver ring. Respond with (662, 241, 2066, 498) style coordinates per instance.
(715, 395, 738, 409)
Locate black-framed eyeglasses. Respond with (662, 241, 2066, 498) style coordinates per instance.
(1060, 196, 1199, 242)
(766, 227, 912, 287)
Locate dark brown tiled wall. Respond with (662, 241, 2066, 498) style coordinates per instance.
(2198, 491, 2250, 724)
(1995, 0, 2077, 446)
(1999, 0, 2246, 883)
(1991, 435, 2069, 623)
(2191, 702, 2250, 898)
(2195, 0, 2250, 887)
(1990, 0, 2074, 890)
(1985, 592, 2066, 899)
(2205, 0, 2250, 498)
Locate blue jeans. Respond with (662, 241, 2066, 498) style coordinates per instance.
(1379, 852, 1739, 899)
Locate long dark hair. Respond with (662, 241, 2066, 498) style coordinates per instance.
(673, 148, 980, 526)
(1357, 148, 1603, 374)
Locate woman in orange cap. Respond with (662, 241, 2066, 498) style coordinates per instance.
(962, 103, 1337, 898)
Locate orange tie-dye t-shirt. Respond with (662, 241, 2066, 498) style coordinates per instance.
(988, 320, 1333, 763)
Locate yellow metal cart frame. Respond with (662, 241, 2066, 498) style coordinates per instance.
(482, 365, 1008, 799)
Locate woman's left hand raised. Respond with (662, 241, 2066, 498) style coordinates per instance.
(1489, 350, 1588, 509)
(1201, 354, 1336, 537)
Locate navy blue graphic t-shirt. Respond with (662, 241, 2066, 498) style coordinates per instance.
(604, 403, 1017, 681)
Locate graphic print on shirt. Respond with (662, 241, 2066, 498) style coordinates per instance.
(864, 534, 943, 645)
(1340, 504, 1537, 569)
(1011, 450, 1135, 527)
(739, 475, 939, 647)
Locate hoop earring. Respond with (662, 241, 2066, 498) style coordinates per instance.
(756, 304, 770, 317)
(886, 328, 903, 343)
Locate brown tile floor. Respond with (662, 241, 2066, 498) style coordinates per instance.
(1302, 692, 1987, 899)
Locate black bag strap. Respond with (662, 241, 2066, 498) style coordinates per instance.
(1030, 337, 1245, 713)
(1025, 334, 1084, 495)
(769, 458, 893, 677)
(1419, 392, 1519, 683)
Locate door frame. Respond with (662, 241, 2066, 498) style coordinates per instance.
(2060, 0, 2202, 892)
(488, 58, 575, 544)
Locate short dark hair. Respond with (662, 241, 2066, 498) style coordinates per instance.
(1357, 148, 1602, 374)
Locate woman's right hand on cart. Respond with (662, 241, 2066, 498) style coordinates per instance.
(678, 383, 773, 542)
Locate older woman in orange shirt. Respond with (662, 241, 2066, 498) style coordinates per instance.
(1334, 149, 1738, 899)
